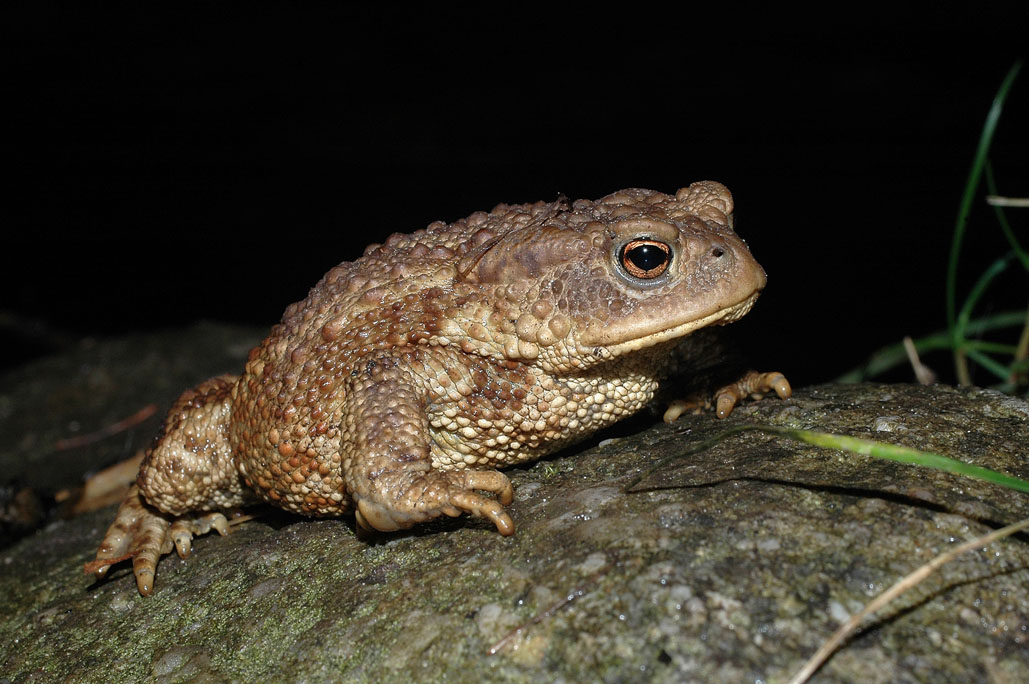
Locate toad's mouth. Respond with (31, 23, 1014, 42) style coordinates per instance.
(590, 290, 761, 357)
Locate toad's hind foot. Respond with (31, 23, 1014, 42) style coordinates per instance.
(353, 469, 515, 537)
(87, 484, 233, 596)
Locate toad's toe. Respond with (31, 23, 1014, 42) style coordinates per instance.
(87, 485, 240, 596)
(354, 469, 515, 536)
(713, 370, 792, 418)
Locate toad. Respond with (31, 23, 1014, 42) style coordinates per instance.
(89, 181, 790, 595)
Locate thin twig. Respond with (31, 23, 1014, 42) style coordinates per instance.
(985, 195, 1029, 207)
(788, 518, 1029, 684)
(1014, 303, 1029, 389)
(902, 336, 936, 385)
(487, 563, 610, 655)
(55, 404, 158, 450)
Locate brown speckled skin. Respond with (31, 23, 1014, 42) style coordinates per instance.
(91, 182, 790, 595)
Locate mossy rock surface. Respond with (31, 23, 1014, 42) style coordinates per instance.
(1, 324, 1027, 683)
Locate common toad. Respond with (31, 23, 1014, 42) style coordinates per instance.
(89, 182, 790, 595)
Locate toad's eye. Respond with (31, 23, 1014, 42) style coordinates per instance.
(619, 240, 672, 279)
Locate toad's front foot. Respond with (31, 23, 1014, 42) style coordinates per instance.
(712, 370, 792, 418)
(663, 370, 792, 422)
(353, 469, 515, 536)
(86, 484, 232, 596)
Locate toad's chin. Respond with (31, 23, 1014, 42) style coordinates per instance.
(588, 290, 761, 357)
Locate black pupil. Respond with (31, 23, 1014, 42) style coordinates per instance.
(627, 243, 667, 271)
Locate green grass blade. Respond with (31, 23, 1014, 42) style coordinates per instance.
(962, 340, 1018, 355)
(946, 60, 1022, 333)
(835, 310, 1029, 382)
(627, 424, 1029, 495)
(963, 346, 1018, 382)
(985, 163, 1029, 271)
(955, 252, 1015, 341)
(778, 426, 1029, 493)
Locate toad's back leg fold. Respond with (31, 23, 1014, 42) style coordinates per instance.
(90, 374, 252, 595)
(342, 362, 514, 535)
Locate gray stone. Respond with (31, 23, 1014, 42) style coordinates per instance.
(1, 325, 1027, 683)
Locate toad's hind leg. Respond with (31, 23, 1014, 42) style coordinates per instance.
(89, 485, 234, 596)
(89, 374, 252, 596)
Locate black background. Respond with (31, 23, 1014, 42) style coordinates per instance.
(8, 4, 1028, 387)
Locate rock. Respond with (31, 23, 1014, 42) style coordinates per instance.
(1, 325, 1027, 682)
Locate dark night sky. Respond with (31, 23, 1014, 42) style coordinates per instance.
(7, 4, 1028, 388)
